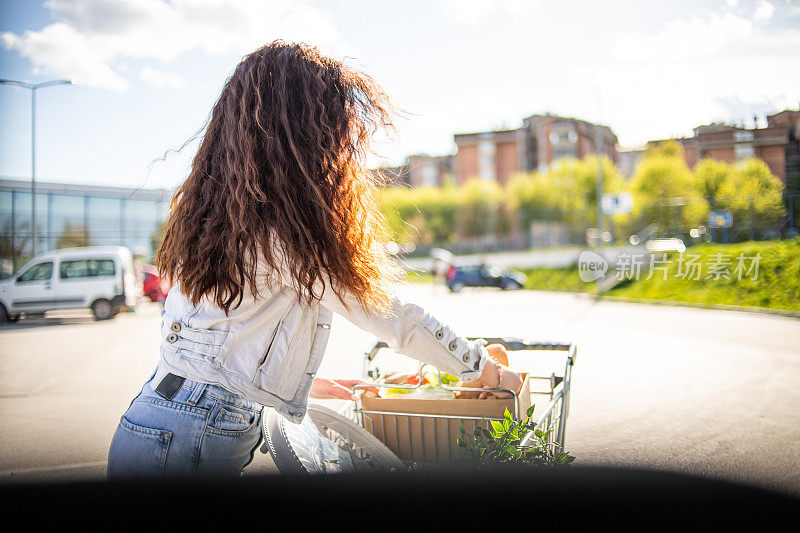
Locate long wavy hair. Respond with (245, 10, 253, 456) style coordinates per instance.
(156, 41, 397, 315)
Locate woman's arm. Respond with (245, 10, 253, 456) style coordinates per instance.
(316, 283, 488, 382)
(259, 241, 519, 390)
(309, 378, 376, 400)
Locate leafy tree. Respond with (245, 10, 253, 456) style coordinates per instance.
(375, 146, 785, 247)
(716, 158, 786, 239)
(694, 158, 731, 200)
(379, 186, 453, 244)
(411, 185, 459, 243)
(624, 143, 707, 237)
(456, 179, 504, 238)
(506, 155, 623, 239)
(645, 139, 684, 159)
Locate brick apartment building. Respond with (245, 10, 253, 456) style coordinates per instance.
(452, 114, 617, 185)
(650, 109, 800, 187)
(452, 128, 524, 186)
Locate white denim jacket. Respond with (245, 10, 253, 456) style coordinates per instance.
(155, 251, 488, 423)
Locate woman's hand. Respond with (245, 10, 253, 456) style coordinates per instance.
(476, 356, 523, 399)
(309, 378, 376, 401)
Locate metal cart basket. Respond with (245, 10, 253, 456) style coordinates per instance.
(263, 338, 576, 473)
(353, 338, 577, 464)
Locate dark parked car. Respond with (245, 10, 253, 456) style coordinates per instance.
(445, 264, 526, 293)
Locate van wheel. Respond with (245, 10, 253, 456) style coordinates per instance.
(0, 304, 8, 323)
(92, 299, 114, 320)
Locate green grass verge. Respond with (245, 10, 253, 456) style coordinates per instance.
(522, 239, 800, 311)
(605, 239, 800, 311)
(518, 266, 594, 293)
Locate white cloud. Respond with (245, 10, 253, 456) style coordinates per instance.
(615, 11, 752, 63)
(754, 0, 775, 22)
(1, 0, 353, 92)
(140, 66, 186, 90)
(2, 21, 130, 91)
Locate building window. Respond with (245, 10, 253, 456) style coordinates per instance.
(123, 199, 162, 255)
(478, 140, 495, 154)
(553, 147, 577, 159)
(49, 194, 86, 249)
(86, 197, 121, 247)
(734, 143, 754, 160)
(550, 129, 578, 145)
(420, 163, 437, 187)
(734, 130, 754, 141)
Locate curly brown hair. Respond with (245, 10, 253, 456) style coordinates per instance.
(156, 41, 398, 315)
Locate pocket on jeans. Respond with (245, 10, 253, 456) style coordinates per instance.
(108, 416, 172, 478)
(207, 403, 258, 435)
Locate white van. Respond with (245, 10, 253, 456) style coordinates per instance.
(0, 246, 139, 322)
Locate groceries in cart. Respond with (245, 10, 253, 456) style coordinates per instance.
(262, 338, 576, 473)
(362, 344, 517, 400)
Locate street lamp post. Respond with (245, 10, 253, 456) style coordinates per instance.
(0, 78, 71, 257)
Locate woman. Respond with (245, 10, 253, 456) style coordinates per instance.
(107, 41, 523, 478)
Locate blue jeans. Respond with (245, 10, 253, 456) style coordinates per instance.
(108, 370, 263, 479)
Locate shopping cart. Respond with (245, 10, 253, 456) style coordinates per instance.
(262, 337, 576, 474)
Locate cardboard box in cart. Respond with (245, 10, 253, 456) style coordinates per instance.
(359, 375, 531, 464)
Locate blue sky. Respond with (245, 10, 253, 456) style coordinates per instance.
(1, 0, 799, 190)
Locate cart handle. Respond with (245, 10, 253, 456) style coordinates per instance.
(364, 338, 576, 365)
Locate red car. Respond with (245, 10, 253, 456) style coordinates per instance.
(141, 264, 170, 302)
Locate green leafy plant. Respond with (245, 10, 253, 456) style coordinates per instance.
(457, 406, 575, 467)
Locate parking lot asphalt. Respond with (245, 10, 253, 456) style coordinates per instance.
(1, 284, 799, 496)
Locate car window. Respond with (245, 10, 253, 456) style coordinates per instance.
(96, 259, 116, 276)
(17, 262, 53, 282)
(487, 266, 504, 277)
(60, 259, 116, 279)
